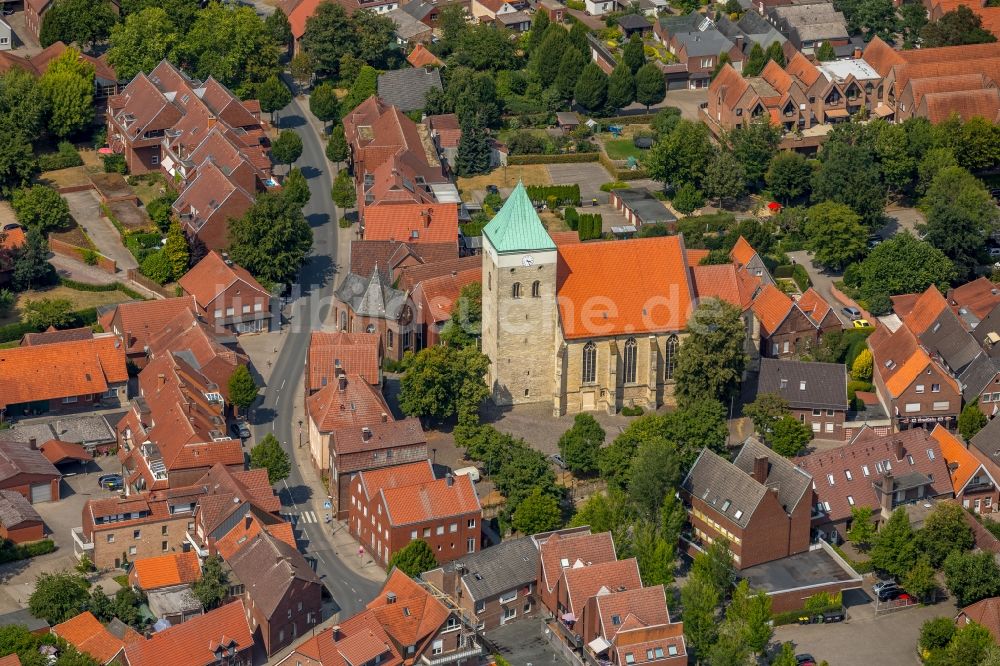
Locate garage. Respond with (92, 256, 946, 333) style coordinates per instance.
(30, 482, 52, 503)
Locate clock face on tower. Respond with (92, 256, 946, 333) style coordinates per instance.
(522, 255, 534, 267)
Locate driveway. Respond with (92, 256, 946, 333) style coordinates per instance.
(546, 163, 612, 203)
(787, 250, 854, 326)
(880, 206, 926, 239)
(63, 190, 138, 271)
(488, 618, 573, 665)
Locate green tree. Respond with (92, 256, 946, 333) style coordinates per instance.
(39, 47, 94, 138)
(743, 42, 766, 76)
(388, 539, 439, 576)
(900, 2, 929, 45)
(12, 185, 70, 232)
(692, 540, 735, 598)
(532, 25, 568, 86)
(846, 505, 877, 551)
(250, 432, 291, 484)
(623, 34, 645, 73)
(847, 0, 898, 40)
(569, 20, 591, 54)
(955, 116, 1000, 173)
(271, 129, 304, 172)
(290, 52, 315, 91)
(765, 40, 786, 67)
(681, 575, 719, 661)
(555, 46, 588, 103)
(512, 486, 562, 534)
(174, 3, 280, 93)
(574, 62, 608, 113)
(28, 572, 90, 624)
(256, 75, 292, 122)
(0, 68, 48, 142)
(870, 508, 916, 579)
(920, 617, 957, 653)
(743, 392, 790, 439)
(12, 227, 54, 291)
(662, 398, 729, 464)
(805, 201, 867, 270)
(227, 364, 258, 414)
(39, 0, 116, 50)
(606, 62, 635, 112)
(628, 439, 680, 522)
(917, 501, 974, 567)
(947, 622, 994, 664)
(815, 41, 837, 61)
(710, 51, 732, 80)
(558, 413, 605, 476)
(674, 299, 748, 406)
(341, 64, 378, 112)
(769, 415, 811, 457)
(852, 348, 873, 381)
(922, 166, 998, 279)
(331, 168, 356, 209)
(846, 233, 955, 315)
(192, 555, 228, 610)
(351, 9, 398, 67)
(811, 140, 886, 228)
(527, 8, 550, 52)
(634, 63, 665, 111)
(903, 554, 939, 603)
(121, 0, 200, 30)
(265, 7, 293, 48)
(724, 579, 773, 656)
(228, 191, 313, 286)
(399, 345, 489, 422)
(917, 147, 958, 195)
(456, 119, 492, 177)
(772, 642, 799, 666)
(283, 167, 310, 210)
(569, 489, 633, 557)
(327, 125, 349, 164)
(163, 222, 189, 280)
(22, 298, 74, 329)
(730, 118, 781, 189)
(703, 149, 746, 206)
(647, 119, 713, 188)
(107, 7, 181, 81)
(921, 5, 998, 46)
(451, 24, 518, 71)
(960, 401, 988, 441)
(309, 82, 341, 132)
(631, 520, 675, 587)
(441, 282, 482, 348)
(0, 127, 38, 197)
(944, 550, 1000, 606)
(140, 250, 173, 284)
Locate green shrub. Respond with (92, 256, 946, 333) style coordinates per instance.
(339, 216, 352, 229)
(564, 207, 579, 230)
(146, 196, 175, 232)
(525, 185, 581, 206)
(620, 405, 644, 416)
(792, 264, 811, 291)
(461, 221, 485, 237)
(595, 113, 657, 125)
(80, 249, 98, 266)
(58, 278, 144, 300)
(38, 141, 83, 171)
(102, 153, 127, 174)
(507, 152, 600, 165)
(140, 250, 173, 285)
(600, 181, 629, 192)
(773, 265, 793, 278)
(0, 539, 56, 564)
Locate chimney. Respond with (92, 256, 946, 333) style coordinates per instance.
(734, 35, 744, 52)
(422, 209, 432, 228)
(381, 412, 388, 423)
(362, 427, 372, 442)
(338, 375, 348, 391)
(853, 46, 862, 59)
(880, 474, 894, 518)
(207, 115, 217, 128)
(894, 439, 904, 461)
(446, 474, 454, 487)
(332, 625, 341, 641)
(28, 438, 36, 450)
(752, 455, 768, 484)
(157, 373, 166, 389)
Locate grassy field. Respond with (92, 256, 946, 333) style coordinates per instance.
(0, 286, 137, 327)
(457, 164, 552, 193)
(541, 210, 569, 232)
(602, 138, 646, 161)
(39, 166, 92, 189)
(129, 175, 169, 206)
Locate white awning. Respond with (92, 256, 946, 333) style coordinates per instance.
(588, 636, 612, 654)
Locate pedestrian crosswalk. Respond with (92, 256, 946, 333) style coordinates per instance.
(283, 510, 320, 524)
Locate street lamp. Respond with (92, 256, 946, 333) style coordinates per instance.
(298, 419, 303, 448)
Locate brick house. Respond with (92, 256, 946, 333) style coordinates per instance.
(128, 551, 202, 592)
(225, 530, 323, 656)
(934, 426, 999, 515)
(98, 297, 198, 367)
(348, 239, 459, 289)
(305, 331, 383, 398)
(535, 528, 617, 618)
(24, 0, 51, 42)
(682, 437, 814, 569)
(334, 268, 416, 362)
(0, 489, 44, 543)
(0, 439, 60, 504)
(757, 358, 849, 440)
(123, 600, 254, 666)
(179, 252, 273, 334)
(362, 203, 460, 251)
(0, 336, 128, 418)
(423, 536, 540, 630)
(586, 586, 687, 665)
(188, 465, 282, 557)
(327, 417, 427, 520)
(52, 611, 141, 665)
(751, 285, 840, 359)
(410, 268, 481, 349)
(655, 13, 743, 89)
(349, 460, 482, 569)
(794, 426, 952, 541)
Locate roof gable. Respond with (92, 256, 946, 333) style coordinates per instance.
(483, 182, 556, 254)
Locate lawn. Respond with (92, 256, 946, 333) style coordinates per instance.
(39, 166, 92, 189)
(602, 138, 646, 161)
(457, 164, 552, 194)
(129, 174, 169, 206)
(13, 285, 136, 317)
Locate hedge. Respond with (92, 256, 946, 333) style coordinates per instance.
(578, 213, 603, 241)
(507, 152, 600, 165)
(525, 185, 581, 206)
(0, 539, 56, 564)
(792, 264, 811, 291)
(773, 265, 793, 279)
(0, 307, 100, 344)
(564, 207, 579, 230)
(598, 150, 649, 181)
(595, 113, 657, 125)
(832, 543, 874, 573)
(772, 603, 844, 626)
(59, 277, 145, 301)
(38, 141, 84, 171)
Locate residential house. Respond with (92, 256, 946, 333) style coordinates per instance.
(178, 252, 273, 334)
(585, 0, 617, 17)
(305, 331, 382, 398)
(0, 18, 11, 51)
(30, 42, 124, 112)
(188, 464, 282, 557)
(391, 9, 435, 45)
(276, 568, 487, 666)
(471, 0, 527, 21)
(535, 527, 617, 619)
(361, 203, 459, 249)
(0, 439, 61, 504)
(716, 11, 787, 61)
(24, 0, 50, 42)
(305, 370, 394, 473)
(327, 417, 427, 520)
(0, 336, 128, 418)
(957, 598, 1000, 643)
(117, 352, 244, 493)
(655, 13, 743, 89)
(948, 277, 1000, 324)
(0, 489, 44, 544)
(401, 0, 472, 28)
(128, 551, 202, 592)
(122, 600, 254, 666)
(350, 461, 481, 568)
(933, 426, 999, 514)
(554, 558, 643, 646)
(682, 437, 814, 568)
(333, 268, 415, 362)
(794, 426, 952, 541)
(757, 358, 849, 439)
(423, 536, 540, 630)
(214, 511, 296, 561)
(610, 188, 678, 229)
(348, 239, 458, 286)
(225, 530, 323, 656)
(409, 267, 481, 348)
(496, 10, 532, 31)
(967, 418, 1000, 510)
(426, 113, 462, 172)
(53, 612, 142, 665)
(171, 159, 257, 251)
(618, 14, 654, 37)
(730, 235, 773, 286)
(539, 0, 566, 22)
(584, 586, 687, 665)
(751, 285, 840, 359)
(376, 67, 443, 113)
(764, 1, 849, 54)
(98, 297, 198, 367)
(19, 326, 91, 346)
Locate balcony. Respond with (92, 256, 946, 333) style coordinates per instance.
(185, 531, 208, 558)
(71, 527, 93, 557)
(419, 640, 484, 665)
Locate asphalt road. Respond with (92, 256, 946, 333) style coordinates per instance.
(252, 95, 380, 618)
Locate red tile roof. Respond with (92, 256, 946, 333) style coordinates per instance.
(123, 601, 252, 666)
(729, 236, 757, 268)
(750, 283, 793, 335)
(931, 425, 991, 494)
(411, 268, 481, 324)
(349, 240, 458, 284)
(537, 530, 617, 594)
(368, 569, 450, 650)
(285, 609, 403, 666)
(0, 654, 22, 666)
(358, 460, 436, 500)
(900, 285, 948, 335)
(31, 42, 118, 82)
(330, 417, 425, 468)
(215, 512, 296, 560)
(595, 585, 671, 641)
(948, 277, 1000, 320)
(407, 44, 443, 69)
(562, 557, 642, 615)
(921, 88, 1000, 124)
(691, 264, 744, 308)
(556, 236, 694, 339)
(20, 326, 93, 346)
(0, 336, 127, 410)
(306, 373, 394, 433)
(0, 440, 60, 483)
(0, 226, 25, 253)
(785, 52, 821, 87)
(98, 296, 197, 355)
(959, 597, 1000, 643)
(39, 440, 93, 465)
(709, 64, 752, 110)
(307, 331, 382, 391)
(797, 288, 833, 326)
(53, 612, 129, 665)
(178, 251, 268, 309)
(396, 255, 479, 292)
(380, 473, 481, 526)
(130, 551, 202, 590)
(425, 113, 461, 148)
(685, 248, 709, 267)
(363, 204, 459, 246)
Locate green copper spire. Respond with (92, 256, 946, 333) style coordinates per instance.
(482, 182, 556, 254)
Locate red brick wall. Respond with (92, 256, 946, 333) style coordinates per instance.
(0, 521, 45, 544)
(769, 580, 857, 614)
(49, 238, 117, 274)
(0, 476, 60, 503)
(892, 367, 961, 429)
(791, 407, 846, 440)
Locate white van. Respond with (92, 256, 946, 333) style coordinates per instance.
(452, 467, 481, 483)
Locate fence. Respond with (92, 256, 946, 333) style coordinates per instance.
(126, 269, 174, 298)
(56, 183, 97, 195)
(49, 237, 116, 274)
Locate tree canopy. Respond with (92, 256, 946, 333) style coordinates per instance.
(388, 539, 439, 576)
(40, 0, 116, 50)
(192, 555, 229, 610)
(250, 432, 291, 485)
(674, 299, 748, 406)
(227, 365, 258, 413)
(922, 166, 998, 279)
(844, 232, 955, 315)
(921, 5, 998, 47)
(558, 413, 605, 476)
(399, 345, 490, 422)
(39, 47, 94, 138)
(107, 7, 181, 80)
(227, 190, 312, 287)
(28, 572, 90, 625)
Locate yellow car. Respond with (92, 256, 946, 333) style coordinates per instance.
(853, 319, 872, 329)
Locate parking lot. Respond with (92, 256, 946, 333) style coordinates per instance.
(487, 618, 572, 665)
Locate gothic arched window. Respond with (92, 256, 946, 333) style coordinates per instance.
(582, 342, 597, 384)
(623, 338, 637, 384)
(666, 335, 679, 381)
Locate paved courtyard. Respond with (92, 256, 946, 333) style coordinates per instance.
(488, 618, 572, 665)
(63, 190, 139, 271)
(545, 163, 613, 203)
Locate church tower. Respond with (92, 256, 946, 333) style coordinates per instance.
(481, 183, 558, 406)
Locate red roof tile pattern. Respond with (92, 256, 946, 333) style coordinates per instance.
(330, 418, 425, 469)
(556, 236, 694, 339)
(750, 284, 793, 335)
(949, 277, 1000, 320)
(0, 654, 22, 666)
(729, 236, 757, 268)
(0, 440, 60, 483)
(98, 296, 197, 355)
(379, 472, 481, 526)
(39, 440, 93, 465)
(179, 251, 268, 310)
(307, 331, 382, 391)
(0, 336, 127, 410)
(691, 264, 744, 307)
(411, 268, 481, 324)
(407, 44, 443, 68)
(363, 204, 459, 246)
(425, 113, 461, 148)
(306, 373, 394, 433)
(397, 255, 479, 292)
(368, 569, 450, 649)
(785, 52, 822, 87)
(131, 551, 202, 590)
(900, 286, 949, 336)
(931, 425, 991, 494)
(53, 612, 129, 665)
(226, 530, 321, 617)
(685, 248, 709, 267)
(358, 460, 436, 500)
(797, 288, 833, 326)
(215, 511, 296, 560)
(595, 585, 670, 641)
(709, 64, 752, 110)
(286, 608, 403, 666)
(537, 530, 617, 594)
(959, 597, 1000, 643)
(32, 42, 117, 82)
(350, 240, 458, 284)
(562, 557, 642, 615)
(123, 601, 252, 666)
(921, 88, 1000, 124)
(193, 465, 281, 536)
(20, 326, 93, 346)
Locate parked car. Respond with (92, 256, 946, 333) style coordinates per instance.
(796, 655, 817, 666)
(872, 579, 897, 594)
(842, 306, 862, 320)
(867, 236, 882, 249)
(453, 466, 481, 483)
(486, 184, 499, 195)
(230, 421, 251, 440)
(878, 586, 903, 602)
(853, 319, 871, 329)
(550, 453, 567, 469)
(990, 247, 1000, 257)
(1, 222, 22, 231)
(98, 474, 123, 491)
